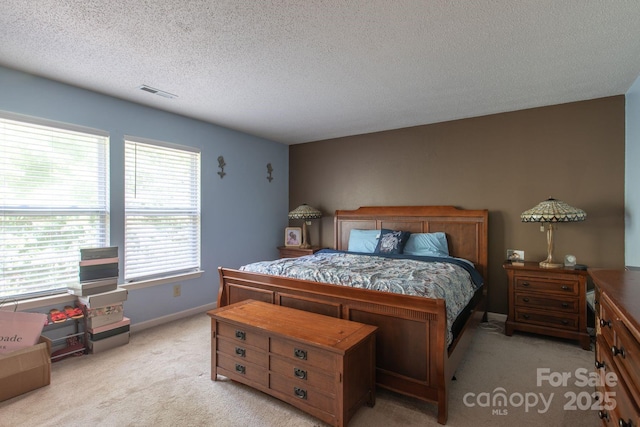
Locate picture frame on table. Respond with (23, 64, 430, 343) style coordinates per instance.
(285, 227, 302, 247)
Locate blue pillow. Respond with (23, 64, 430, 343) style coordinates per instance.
(374, 229, 411, 254)
(404, 232, 449, 257)
(348, 229, 381, 253)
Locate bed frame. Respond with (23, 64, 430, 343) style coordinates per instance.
(217, 206, 488, 424)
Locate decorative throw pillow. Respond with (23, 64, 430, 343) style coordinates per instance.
(374, 229, 411, 254)
(347, 229, 381, 253)
(403, 232, 449, 257)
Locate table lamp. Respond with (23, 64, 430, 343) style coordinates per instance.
(521, 198, 586, 268)
(288, 204, 322, 249)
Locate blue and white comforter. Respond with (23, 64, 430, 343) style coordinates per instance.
(240, 250, 483, 346)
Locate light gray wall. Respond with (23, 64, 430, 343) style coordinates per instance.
(0, 66, 289, 325)
(626, 74, 640, 267)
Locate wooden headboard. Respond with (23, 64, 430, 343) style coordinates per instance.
(334, 205, 489, 281)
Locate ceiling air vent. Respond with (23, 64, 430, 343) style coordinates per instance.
(137, 85, 178, 99)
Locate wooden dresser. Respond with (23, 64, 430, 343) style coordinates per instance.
(208, 300, 377, 427)
(504, 262, 590, 349)
(590, 269, 640, 426)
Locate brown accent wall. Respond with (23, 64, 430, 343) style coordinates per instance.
(289, 96, 625, 314)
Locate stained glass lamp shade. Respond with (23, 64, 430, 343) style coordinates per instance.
(288, 204, 322, 249)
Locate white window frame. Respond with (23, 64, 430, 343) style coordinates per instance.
(124, 136, 201, 282)
(0, 111, 110, 300)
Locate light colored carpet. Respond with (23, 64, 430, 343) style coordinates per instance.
(1, 314, 599, 427)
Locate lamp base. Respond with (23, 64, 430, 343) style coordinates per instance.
(539, 260, 563, 269)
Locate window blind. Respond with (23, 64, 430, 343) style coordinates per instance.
(0, 113, 109, 299)
(124, 137, 201, 281)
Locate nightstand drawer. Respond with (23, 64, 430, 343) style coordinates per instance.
(514, 293, 578, 313)
(514, 308, 579, 330)
(514, 277, 579, 295)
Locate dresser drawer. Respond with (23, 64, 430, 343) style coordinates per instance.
(514, 276, 579, 295)
(598, 296, 616, 348)
(514, 293, 578, 313)
(270, 337, 336, 373)
(514, 308, 579, 330)
(217, 322, 268, 351)
(270, 354, 335, 394)
(270, 372, 335, 415)
(217, 336, 267, 368)
(611, 316, 640, 403)
(217, 352, 269, 387)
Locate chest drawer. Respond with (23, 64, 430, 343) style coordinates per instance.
(514, 293, 578, 313)
(270, 372, 335, 414)
(217, 352, 269, 387)
(270, 354, 335, 394)
(610, 317, 640, 403)
(217, 335, 267, 368)
(218, 322, 269, 351)
(270, 337, 336, 373)
(514, 308, 579, 330)
(514, 276, 579, 295)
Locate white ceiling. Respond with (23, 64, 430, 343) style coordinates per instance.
(1, 1, 640, 145)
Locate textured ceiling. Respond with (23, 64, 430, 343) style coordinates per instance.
(1, 1, 640, 145)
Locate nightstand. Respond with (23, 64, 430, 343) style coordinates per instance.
(504, 261, 590, 350)
(277, 246, 323, 259)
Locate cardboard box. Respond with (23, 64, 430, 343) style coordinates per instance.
(0, 336, 51, 401)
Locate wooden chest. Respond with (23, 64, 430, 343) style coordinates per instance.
(208, 299, 377, 427)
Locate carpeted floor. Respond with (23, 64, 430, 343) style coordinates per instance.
(1, 313, 599, 426)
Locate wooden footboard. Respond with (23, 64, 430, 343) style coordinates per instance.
(217, 205, 488, 424)
(218, 267, 484, 424)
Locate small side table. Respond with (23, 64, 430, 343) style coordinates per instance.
(277, 246, 323, 258)
(504, 261, 590, 350)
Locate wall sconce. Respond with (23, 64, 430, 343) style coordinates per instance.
(217, 156, 226, 179)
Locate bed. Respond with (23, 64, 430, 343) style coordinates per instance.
(217, 205, 488, 424)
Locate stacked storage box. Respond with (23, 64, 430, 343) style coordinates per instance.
(72, 247, 130, 353)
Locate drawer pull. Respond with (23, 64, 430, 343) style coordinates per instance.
(294, 348, 307, 360)
(521, 282, 530, 287)
(600, 319, 612, 328)
(522, 314, 530, 319)
(561, 285, 570, 291)
(293, 367, 307, 380)
(595, 360, 605, 369)
(235, 330, 246, 340)
(561, 303, 569, 308)
(522, 297, 530, 303)
(611, 345, 625, 358)
(235, 364, 246, 374)
(598, 410, 609, 421)
(561, 320, 569, 325)
(235, 347, 246, 357)
(619, 419, 632, 427)
(293, 387, 307, 400)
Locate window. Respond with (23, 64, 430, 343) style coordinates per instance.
(0, 113, 109, 300)
(124, 137, 201, 282)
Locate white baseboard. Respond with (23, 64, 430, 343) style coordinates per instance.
(130, 302, 218, 334)
(487, 311, 507, 322)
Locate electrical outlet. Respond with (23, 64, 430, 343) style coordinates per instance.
(173, 284, 181, 297)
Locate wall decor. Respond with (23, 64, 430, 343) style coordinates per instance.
(217, 156, 226, 179)
(266, 163, 274, 182)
